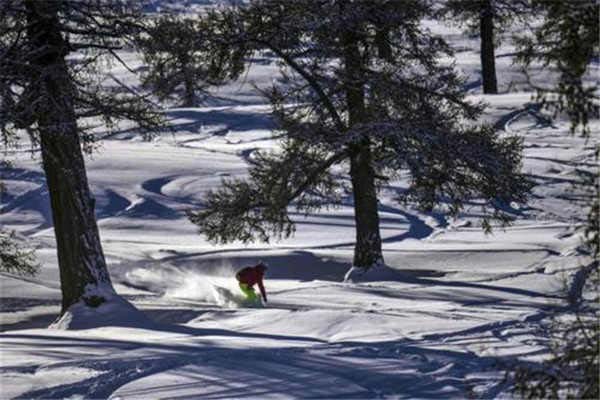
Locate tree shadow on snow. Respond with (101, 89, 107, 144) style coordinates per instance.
(3, 329, 541, 399)
(165, 107, 275, 135)
(131, 250, 352, 282)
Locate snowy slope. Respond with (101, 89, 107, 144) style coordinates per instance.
(1, 18, 598, 399)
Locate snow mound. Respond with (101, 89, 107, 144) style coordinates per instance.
(50, 289, 153, 330)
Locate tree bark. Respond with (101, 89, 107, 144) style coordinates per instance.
(341, 14, 384, 268)
(480, 0, 498, 94)
(183, 69, 196, 107)
(349, 143, 383, 267)
(375, 28, 392, 61)
(25, 1, 113, 314)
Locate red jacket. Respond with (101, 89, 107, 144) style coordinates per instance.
(236, 265, 267, 301)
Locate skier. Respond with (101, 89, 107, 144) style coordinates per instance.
(235, 262, 268, 305)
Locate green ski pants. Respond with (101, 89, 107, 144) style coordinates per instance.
(239, 283, 259, 301)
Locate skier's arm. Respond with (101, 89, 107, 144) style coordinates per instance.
(257, 278, 267, 302)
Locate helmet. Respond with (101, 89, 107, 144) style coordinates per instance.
(256, 261, 268, 271)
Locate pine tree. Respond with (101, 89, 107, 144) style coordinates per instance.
(0, 1, 161, 315)
(441, 0, 529, 94)
(188, 0, 532, 271)
(516, 0, 599, 136)
(0, 231, 39, 276)
(1, 161, 38, 276)
(513, 1, 599, 397)
(137, 13, 246, 107)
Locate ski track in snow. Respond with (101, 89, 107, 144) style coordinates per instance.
(3, 328, 522, 399)
(1, 17, 598, 400)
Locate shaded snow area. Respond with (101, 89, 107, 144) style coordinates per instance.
(1, 19, 598, 400)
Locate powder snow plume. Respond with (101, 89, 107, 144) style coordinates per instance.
(124, 262, 243, 307)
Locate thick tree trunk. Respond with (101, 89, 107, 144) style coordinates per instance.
(183, 88, 195, 107)
(480, 0, 498, 94)
(375, 28, 392, 61)
(183, 72, 196, 107)
(349, 143, 383, 267)
(341, 16, 384, 268)
(25, 1, 113, 314)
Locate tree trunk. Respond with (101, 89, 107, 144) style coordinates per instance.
(25, 1, 113, 314)
(183, 72, 196, 107)
(341, 13, 384, 268)
(350, 143, 383, 267)
(480, 0, 498, 94)
(375, 28, 392, 61)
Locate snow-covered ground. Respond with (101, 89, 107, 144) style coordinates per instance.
(1, 19, 598, 399)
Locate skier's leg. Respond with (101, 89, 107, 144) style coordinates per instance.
(239, 283, 258, 301)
